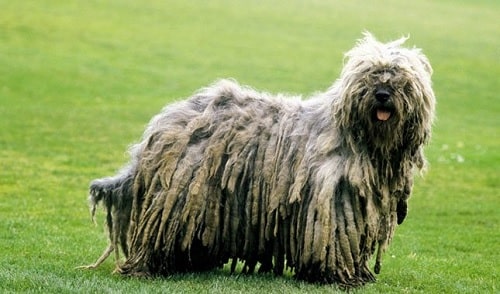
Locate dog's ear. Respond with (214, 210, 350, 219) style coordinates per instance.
(417, 52, 433, 76)
(396, 177, 413, 224)
(396, 199, 408, 224)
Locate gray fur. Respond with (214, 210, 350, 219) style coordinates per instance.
(81, 33, 435, 288)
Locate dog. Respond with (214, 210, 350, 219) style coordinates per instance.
(80, 32, 435, 288)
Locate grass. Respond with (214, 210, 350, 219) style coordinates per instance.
(0, 0, 498, 293)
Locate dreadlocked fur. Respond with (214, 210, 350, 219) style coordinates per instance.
(80, 33, 435, 288)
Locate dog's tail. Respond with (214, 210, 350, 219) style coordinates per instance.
(88, 171, 135, 261)
(88, 172, 134, 225)
(79, 172, 134, 270)
(89, 177, 122, 223)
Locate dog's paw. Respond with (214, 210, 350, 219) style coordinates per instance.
(75, 264, 98, 270)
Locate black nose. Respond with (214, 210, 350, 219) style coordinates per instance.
(375, 88, 391, 102)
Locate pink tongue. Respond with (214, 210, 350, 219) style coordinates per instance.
(377, 109, 391, 121)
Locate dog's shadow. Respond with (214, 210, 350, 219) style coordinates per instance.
(83, 262, 347, 293)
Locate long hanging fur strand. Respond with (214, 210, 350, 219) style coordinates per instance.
(80, 32, 435, 289)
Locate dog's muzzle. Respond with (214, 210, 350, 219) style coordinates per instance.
(375, 88, 390, 102)
(374, 87, 394, 121)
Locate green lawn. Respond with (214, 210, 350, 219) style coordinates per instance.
(1, 0, 498, 293)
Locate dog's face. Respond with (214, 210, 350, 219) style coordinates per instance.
(334, 33, 435, 154)
(358, 65, 414, 148)
(368, 69, 404, 123)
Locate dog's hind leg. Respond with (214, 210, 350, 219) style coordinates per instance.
(78, 170, 134, 271)
(76, 244, 114, 270)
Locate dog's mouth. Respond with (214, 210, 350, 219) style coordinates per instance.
(372, 104, 396, 122)
(372, 87, 395, 122)
(376, 108, 392, 121)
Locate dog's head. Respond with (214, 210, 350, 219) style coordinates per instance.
(333, 32, 435, 157)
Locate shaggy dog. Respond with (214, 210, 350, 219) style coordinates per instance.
(80, 33, 435, 288)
